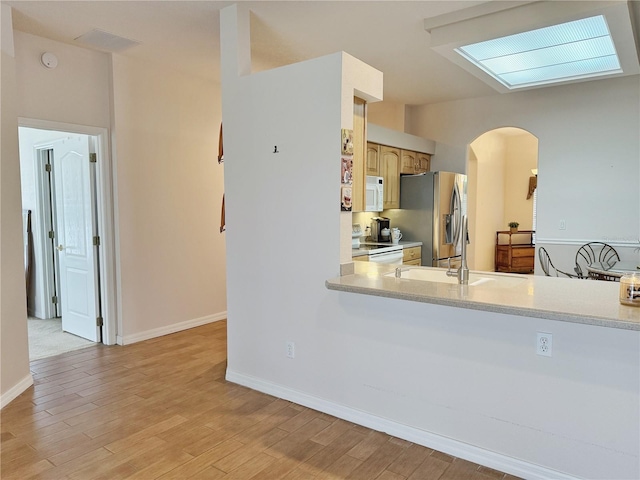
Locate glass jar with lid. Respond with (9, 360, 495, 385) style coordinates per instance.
(619, 272, 640, 307)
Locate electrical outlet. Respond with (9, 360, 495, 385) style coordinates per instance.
(559, 219, 566, 230)
(536, 332, 553, 357)
(286, 341, 295, 359)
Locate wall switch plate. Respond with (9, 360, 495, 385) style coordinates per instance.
(536, 332, 553, 357)
(286, 341, 295, 359)
(559, 219, 566, 230)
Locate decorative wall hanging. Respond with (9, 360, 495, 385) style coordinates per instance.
(341, 156, 353, 185)
(341, 128, 354, 155)
(220, 194, 225, 233)
(340, 129, 354, 211)
(217, 123, 224, 163)
(218, 122, 225, 233)
(341, 186, 352, 211)
(527, 175, 537, 199)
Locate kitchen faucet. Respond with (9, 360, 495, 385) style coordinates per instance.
(446, 215, 470, 285)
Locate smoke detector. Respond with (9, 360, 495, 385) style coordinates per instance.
(40, 52, 58, 69)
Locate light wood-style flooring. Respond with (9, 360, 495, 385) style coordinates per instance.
(1, 321, 520, 479)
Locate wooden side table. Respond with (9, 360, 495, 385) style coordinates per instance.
(495, 230, 535, 273)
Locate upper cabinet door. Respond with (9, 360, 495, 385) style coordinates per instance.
(380, 146, 400, 209)
(366, 142, 380, 176)
(416, 152, 431, 174)
(400, 150, 417, 175)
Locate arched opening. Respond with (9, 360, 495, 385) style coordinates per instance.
(466, 127, 538, 273)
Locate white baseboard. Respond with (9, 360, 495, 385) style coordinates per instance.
(226, 370, 580, 480)
(117, 312, 226, 345)
(1, 373, 34, 409)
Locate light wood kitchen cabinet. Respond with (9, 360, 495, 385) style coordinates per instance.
(351, 97, 367, 212)
(403, 259, 422, 266)
(366, 142, 380, 176)
(400, 150, 417, 175)
(400, 150, 431, 175)
(380, 146, 400, 209)
(403, 246, 421, 265)
(416, 152, 431, 174)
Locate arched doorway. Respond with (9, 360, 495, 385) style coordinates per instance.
(466, 127, 538, 272)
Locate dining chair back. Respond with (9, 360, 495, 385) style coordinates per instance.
(538, 247, 577, 278)
(574, 242, 620, 279)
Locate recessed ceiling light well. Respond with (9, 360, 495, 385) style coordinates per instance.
(454, 15, 622, 89)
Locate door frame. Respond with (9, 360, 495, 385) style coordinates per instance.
(20, 117, 118, 345)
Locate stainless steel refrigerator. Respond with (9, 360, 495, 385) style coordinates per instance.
(390, 172, 467, 267)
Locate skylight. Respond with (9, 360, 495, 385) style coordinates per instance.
(455, 15, 622, 89)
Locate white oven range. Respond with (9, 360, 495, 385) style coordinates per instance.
(356, 243, 404, 265)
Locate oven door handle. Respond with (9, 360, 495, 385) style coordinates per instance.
(368, 250, 404, 264)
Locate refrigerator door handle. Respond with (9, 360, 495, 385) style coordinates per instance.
(450, 182, 462, 248)
(444, 214, 452, 244)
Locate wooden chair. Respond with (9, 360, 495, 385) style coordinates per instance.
(538, 247, 577, 278)
(574, 242, 620, 279)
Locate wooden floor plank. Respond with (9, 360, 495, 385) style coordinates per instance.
(386, 442, 433, 478)
(219, 451, 277, 480)
(1, 321, 518, 480)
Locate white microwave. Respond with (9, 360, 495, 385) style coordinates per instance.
(365, 176, 384, 212)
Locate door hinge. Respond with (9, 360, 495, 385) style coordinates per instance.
(93, 235, 101, 246)
(89, 153, 97, 163)
(96, 316, 103, 327)
(48, 230, 55, 239)
(52, 296, 58, 305)
(45, 163, 52, 172)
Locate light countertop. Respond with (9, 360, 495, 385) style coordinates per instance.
(327, 262, 640, 331)
(352, 241, 422, 257)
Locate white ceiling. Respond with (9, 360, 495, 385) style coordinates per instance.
(5, 1, 640, 105)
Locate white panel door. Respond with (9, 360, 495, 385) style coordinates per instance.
(52, 135, 99, 342)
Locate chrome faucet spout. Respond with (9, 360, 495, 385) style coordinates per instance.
(459, 215, 470, 285)
(445, 257, 457, 277)
(395, 266, 411, 278)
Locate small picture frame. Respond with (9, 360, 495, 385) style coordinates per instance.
(341, 185, 352, 211)
(341, 156, 353, 185)
(341, 129, 354, 155)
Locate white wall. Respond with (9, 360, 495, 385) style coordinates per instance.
(14, 31, 111, 128)
(1, 5, 32, 407)
(111, 55, 225, 343)
(368, 101, 405, 131)
(222, 7, 639, 479)
(469, 133, 506, 271)
(503, 133, 537, 230)
(406, 75, 640, 271)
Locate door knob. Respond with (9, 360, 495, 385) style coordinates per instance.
(56, 244, 64, 251)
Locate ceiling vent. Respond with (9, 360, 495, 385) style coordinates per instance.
(74, 29, 140, 52)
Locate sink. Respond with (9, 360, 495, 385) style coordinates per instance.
(385, 267, 528, 288)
